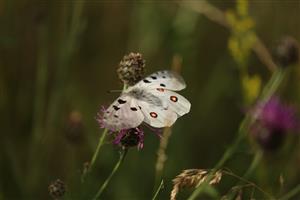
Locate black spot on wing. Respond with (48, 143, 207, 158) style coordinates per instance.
(114, 115, 118, 118)
(162, 76, 166, 78)
(118, 99, 126, 104)
(113, 105, 120, 111)
(130, 107, 138, 111)
(150, 76, 157, 80)
(160, 83, 166, 87)
(143, 79, 151, 83)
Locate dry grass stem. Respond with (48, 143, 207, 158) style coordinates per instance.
(183, 0, 277, 72)
(171, 169, 222, 200)
(155, 55, 183, 178)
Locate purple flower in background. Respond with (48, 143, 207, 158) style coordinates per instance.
(251, 97, 298, 151)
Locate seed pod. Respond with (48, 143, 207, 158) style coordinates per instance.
(48, 179, 66, 199)
(117, 52, 146, 86)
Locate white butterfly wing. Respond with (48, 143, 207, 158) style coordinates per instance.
(149, 89, 191, 116)
(103, 94, 144, 131)
(137, 100, 178, 128)
(133, 70, 186, 91)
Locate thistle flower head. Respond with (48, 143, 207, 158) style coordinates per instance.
(114, 127, 144, 150)
(48, 179, 66, 199)
(274, 36, 299, 68)
(251, 97, 299, 151)
(117, 52, 146, 86)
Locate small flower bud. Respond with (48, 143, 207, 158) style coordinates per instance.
(64, 111, 84, 144)
(274, 36, 299, 67)
(48, 179, 66, 199)
(117, 52, 146, 86)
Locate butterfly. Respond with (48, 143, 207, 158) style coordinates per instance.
(102, 70, 191, 131)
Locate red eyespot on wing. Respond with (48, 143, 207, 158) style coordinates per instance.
(150, 112, 158, 118)
(156, 88, 165, 92)
(170, 96, 178, 102)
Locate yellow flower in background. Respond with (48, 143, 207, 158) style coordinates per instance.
(237, 0, 248, 16)
(242, 74, 262, 104)
(226, 0, 256, 68)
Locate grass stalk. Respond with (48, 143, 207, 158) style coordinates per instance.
(92, 149, 128, 200)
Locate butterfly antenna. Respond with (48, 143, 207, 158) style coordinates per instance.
(107, 90, 123, 93)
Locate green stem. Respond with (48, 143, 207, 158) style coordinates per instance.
(279, 184, 300, 200)
(226, 150, 263, 200)
(92, 149, 128, 200)
(243, 150, 263, 179)
(152, 180, 164, 200)
(260, 68, 286, 103)
(81, 128, 108, 182)
(90, 129, 108, 170)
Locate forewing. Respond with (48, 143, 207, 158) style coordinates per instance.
(137, 100, 178, 128)
(149, 88, 191, 116)
(103, 94, 144, 131)
(134, 70, 186, 91)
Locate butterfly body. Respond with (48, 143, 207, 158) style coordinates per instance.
(103, 70, 191, 131)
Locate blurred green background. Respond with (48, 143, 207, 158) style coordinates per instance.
(1, 0, 300, 199)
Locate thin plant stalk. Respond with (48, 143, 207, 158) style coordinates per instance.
(81, 128, 108, 182)
(187, 68, 287, 200)
(222, 170, 274, 199)
(152, 180, 164, 200)
(154, 55, 182, 190)
(82, 84, 128, 182)
(182, 0, 277, 72)
(90, 128, 108, 171)
(279, 184, 300, 200)
(45, 1, 85, 140)
(92, 149, 128, 200)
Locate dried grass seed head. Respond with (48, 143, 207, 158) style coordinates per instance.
(171, 169, 222, 200)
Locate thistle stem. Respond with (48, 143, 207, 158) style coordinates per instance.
(81, 128, 108, 182)
(92, 149, 128, 200)
(90, 129, 108, 170)
(152, 180, 164, 200)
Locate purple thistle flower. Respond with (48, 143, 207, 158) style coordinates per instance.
(96, 106, 108, 129)
(251, 97, 299, 151)
(114, 128, 144, 150)
(254, 97, 298, 131)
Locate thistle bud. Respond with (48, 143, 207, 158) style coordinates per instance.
(274, 36, 299, 67)
(117, 52, 146, 86)
(48, 179, 66, 199)
(64, 111, 84, 144)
